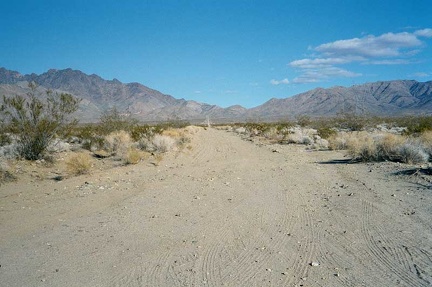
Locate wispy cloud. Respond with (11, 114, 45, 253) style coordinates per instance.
(414, 28, 432, 38)
(410, 72, 431, 78)
(270, 78, 290, 85)
(288, 28, 432, 83)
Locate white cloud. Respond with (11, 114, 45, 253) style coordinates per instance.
(292, 67, 360, 84)
(316, 32, 421, 58)
(411, 72, 430, 78)
(289, 57, 351, 69)
(415, 28, 432, 38)
(288, 28, 432, 84)
(366, 59, 411, 65)
(270, 78, 290, 85)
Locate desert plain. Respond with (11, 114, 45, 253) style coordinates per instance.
(0, 127, 431, 286)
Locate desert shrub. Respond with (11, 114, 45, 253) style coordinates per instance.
(152, 134, 175, 153)
(401, 116, 432, 135)
(99, 107, 137, 134)
(309, 138, 329, 150)
(0, 160, 16, 184)
(335, 113, 366, 131)
(347, 133, 378, 161)
(124, 147, 142, 165)
(286, 127, 317, 145)
(0, 82, 80, 160)
(137, 138, 155, 152)
(419, 131, 432, 160)
(344, 132, 429, 164)
(262, 126, 282, 141)
(376, 134, 405, 161)
(0, 133, 12, 146)
(397, 141, 429, 164)
(0, 144, 17, 159)
(47, 139, 70, 153)
(74, 125, 105, 151)
(66, 153, 92, 175)
(296, 115, 312, 127)
(317, 126, 337, 139)
(130, 125, 163, 141)
(104, 130, 131, 158)
(184, 125, 201, 134)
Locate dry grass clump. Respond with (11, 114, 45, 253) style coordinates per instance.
(377, 134, 406, 161)
(0, 160, 17, 184)
(337, 131, 430, 164)
(286, 128, 316, 145)
(66, 153, 93, 175)
(397, 141, 429, 164)
(104, 130, 132, 158)
(152, 134, 176, 153)
(419, 131, 432, 158)
(346, 132, 378, 161)
(328, 132, 350, 150)
(184, 126, 201, 134)
(124, 148, 143, 165)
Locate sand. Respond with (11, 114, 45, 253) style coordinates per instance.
(1, 127, 431, 286)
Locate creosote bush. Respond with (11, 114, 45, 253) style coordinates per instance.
(0, 82, 80, 160)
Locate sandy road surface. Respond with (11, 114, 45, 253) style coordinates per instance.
(1, 127, 431, 286)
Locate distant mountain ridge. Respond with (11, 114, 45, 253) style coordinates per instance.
(246, 80, 432, 119)
(0, 67, 431, 122)
(0, 67, 248, 122)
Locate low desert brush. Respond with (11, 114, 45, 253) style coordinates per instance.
(152, 134, 176, 153)
(419, 131, 432, 159)
(397, 141, 429, 164)
(376, 134, 405, 161)
(347, 132, 378, 161)
(104, 130, 132, 158)
(0, 160, 16, 184)
(124, 148, 142, 165)
(66, 153, 93, 175)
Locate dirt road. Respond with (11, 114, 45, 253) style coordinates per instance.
(1, 127, 431, 286)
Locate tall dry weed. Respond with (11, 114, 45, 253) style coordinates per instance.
(152, 134, 176, 153)
(347, 132, 378, 161)
(124, 148, 142, 165)
(66, 153, 93, 175)
(376, 134, 405, 161)
(104, 130, 132, 158)
(397, 141, 429, 164)
(419, 131, 432, 160)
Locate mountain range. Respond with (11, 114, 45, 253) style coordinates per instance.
(1, 67, 431, 123)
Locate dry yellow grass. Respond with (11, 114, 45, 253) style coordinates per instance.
(162, 128, 183, 138)
(66, 153, 93, 175)
(104, 130, 132, 154)
(124, 148, 142, 165)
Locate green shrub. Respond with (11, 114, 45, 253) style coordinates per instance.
(0, 82, 80, 160)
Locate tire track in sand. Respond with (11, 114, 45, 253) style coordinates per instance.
(361, 200, 430, 286)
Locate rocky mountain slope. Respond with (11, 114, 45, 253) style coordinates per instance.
(247, 80, 432, 119)
(1, 67, 431, 122)
(0, 68, 246, 122)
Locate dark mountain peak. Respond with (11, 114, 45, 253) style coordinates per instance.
(0, 67, 24, 84)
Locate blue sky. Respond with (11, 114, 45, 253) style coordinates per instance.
(1, 0, 431, 108)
